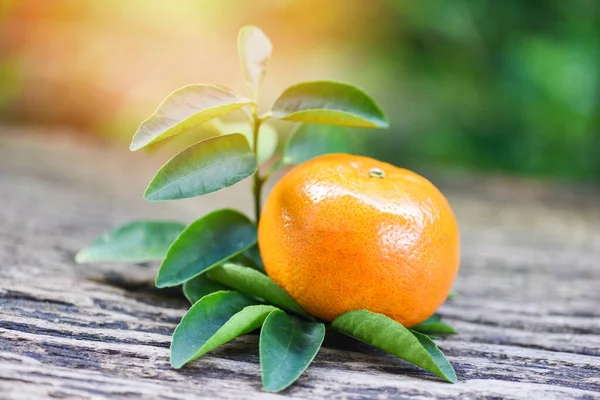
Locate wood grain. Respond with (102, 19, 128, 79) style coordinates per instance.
(0, 127, 599, 399)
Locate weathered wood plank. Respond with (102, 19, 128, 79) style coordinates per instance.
(0, 126, 599, 399)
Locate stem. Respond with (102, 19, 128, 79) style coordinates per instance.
(251, 105, 264, 223)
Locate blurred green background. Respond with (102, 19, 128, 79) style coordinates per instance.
(1, 0, 598, 181)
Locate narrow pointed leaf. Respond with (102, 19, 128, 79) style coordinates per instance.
(155, 209, 257, 288)
(182, 274, 229, 305)
(130, 85, 249, 151)
(412, 316, 458, 335)
(207, 263, 307, 316)
(170, 291, 256, 368)
(332, 310, 456, 383)
(75, 221, 184, 264)
(144, 134, 257, 201)
(260, 310, 325, 392)
(409, 330, 456, 376)
(238, 26, 272, 88)
(271, 81, 388, 128)
(284, 124, 361, 164)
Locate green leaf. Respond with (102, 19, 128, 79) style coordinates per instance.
(409, 330, 456, 377)
(155, 209, 257, 288)
(412, 316, 458, 335)
(75, 221, 185, 264)
(182, 274, 229, 305)
(447, 292, 457, 300)
(170, 291, 257, 368)
(238, 26, 272, 88)
(284, 124, 361, 164)
(130, 85, 250, 151)
(270, 81, 388, 128)
(332, 310, 457, 383)
(260, 310, 325, 392)
(216, 121, 278, 164)
(242, 245, 266, 273)
(143, 119, 223, 155)
(144, 134, 257, 201)
(207, 263, 307, 317)
(230, 251, 265, 273)
(194, 304, 278, 359)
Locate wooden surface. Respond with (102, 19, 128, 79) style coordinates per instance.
(1, 127, 599, 399)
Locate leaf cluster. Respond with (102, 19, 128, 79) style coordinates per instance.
(77, 26, 457, 392)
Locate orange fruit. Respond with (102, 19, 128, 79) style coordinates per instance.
(258, 153, 460, 327)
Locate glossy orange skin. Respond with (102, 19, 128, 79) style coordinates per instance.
(258, 154, 460, 327)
